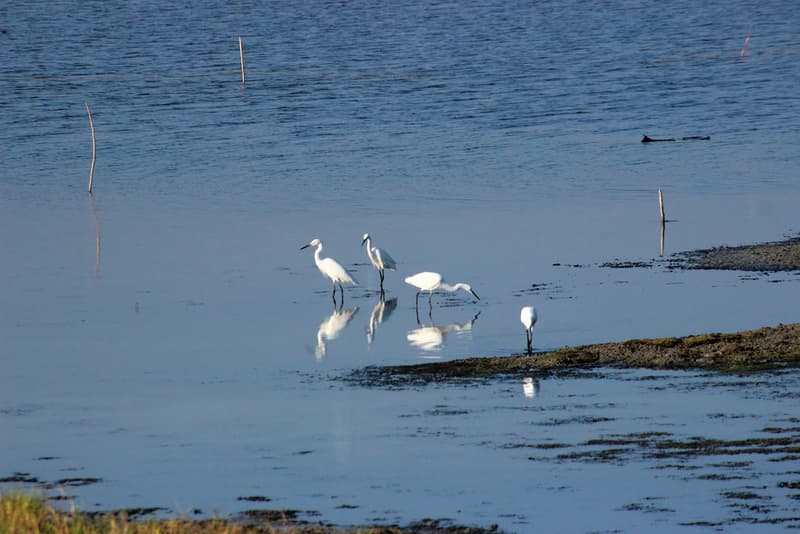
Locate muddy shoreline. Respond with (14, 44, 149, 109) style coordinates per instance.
(675, 234, 800, 272)
(351, 236, 800, 385)
(350, 322, 800, 386)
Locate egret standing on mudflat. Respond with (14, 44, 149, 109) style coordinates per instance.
(404, 271, 480, 310)
(361, 233, 396, 293)
(520, 305, 538, 355)
(300, 238, 358, 304)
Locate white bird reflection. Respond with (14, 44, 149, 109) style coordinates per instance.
(367, 296, 397, 345)
(522, 377, 540, 398)
(315, 305, 359, 359)
(407, 312, 480, 353)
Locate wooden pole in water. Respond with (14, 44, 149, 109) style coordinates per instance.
(658, 188, 665, 224)
(238, 36, 246, 87)
(86, 101, 97, 194)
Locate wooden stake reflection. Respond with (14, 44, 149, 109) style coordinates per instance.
(89, 194, 101, 277)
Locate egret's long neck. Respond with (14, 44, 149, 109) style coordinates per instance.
(313, 242, 324, 267)
(438, 282, 460, 293)
(364, 238, 374, 260)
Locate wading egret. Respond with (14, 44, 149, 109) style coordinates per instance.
(361, 233, 397, 292)
(404, 271, 480, 310)
(300, 238, 358, 304)
(520, 305, 538, 355)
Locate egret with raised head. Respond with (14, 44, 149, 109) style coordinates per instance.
(520, 305, 538, 355)
(361, 233, 396, 293)
(300, 238, 358, 304)
(404, 271, 479, 311)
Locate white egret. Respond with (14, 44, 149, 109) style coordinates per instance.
(520, 305, 538, 355)
(404, 271, 480, 310)
(361, 233, 396, 293)
(300, 238, 358, 303)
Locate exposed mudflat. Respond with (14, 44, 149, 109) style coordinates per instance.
(350, 323, 800, 386)
(676, 235, 800, 272)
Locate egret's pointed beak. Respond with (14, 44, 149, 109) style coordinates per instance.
(361, 237, 368, 247)
(471, 289, 480, 300)
(300, 243, 311, 250)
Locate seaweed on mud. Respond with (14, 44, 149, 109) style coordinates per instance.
(84, 507, 167, 519)
(238, 508, 304, 522)
(0, 473, 40, 484)
(343, 323, 800, 388)
(237, 495, 272, 502)
(675, 235, 800, 272)
(45, 477, 102, 488)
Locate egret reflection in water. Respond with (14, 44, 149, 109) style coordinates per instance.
(314, 305, 359, 359)
(407, 312, 480, 353)
(367, 296, 397, 345)
(523, 377, 540, 398)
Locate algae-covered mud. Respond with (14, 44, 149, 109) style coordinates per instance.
(675, 235, 800, 272)
(350, 323, 800, 385)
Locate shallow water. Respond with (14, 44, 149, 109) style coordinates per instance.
(2, 0, 800, 531)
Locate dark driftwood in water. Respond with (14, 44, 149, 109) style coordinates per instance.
(642, 134, 710, 143)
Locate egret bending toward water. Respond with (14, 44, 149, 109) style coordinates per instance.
(361, 233, 396, 293)
(404, 271, 480, 311)
(300, 238, 358, 304)
(520, 305, 538, 355)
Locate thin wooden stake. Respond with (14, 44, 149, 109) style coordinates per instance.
(740, 24, 752, 58)
(86, 102, 97, 193)
(660, 220, 665, 257)
(658, 188, 665, 224)
(238, 36, 246, 87)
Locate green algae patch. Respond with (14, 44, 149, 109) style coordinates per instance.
(351, 323, 800, 385)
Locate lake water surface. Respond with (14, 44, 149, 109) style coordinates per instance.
(2, 0, 800, 531)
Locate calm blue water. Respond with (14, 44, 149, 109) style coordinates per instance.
(2, 0, 800, 531)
